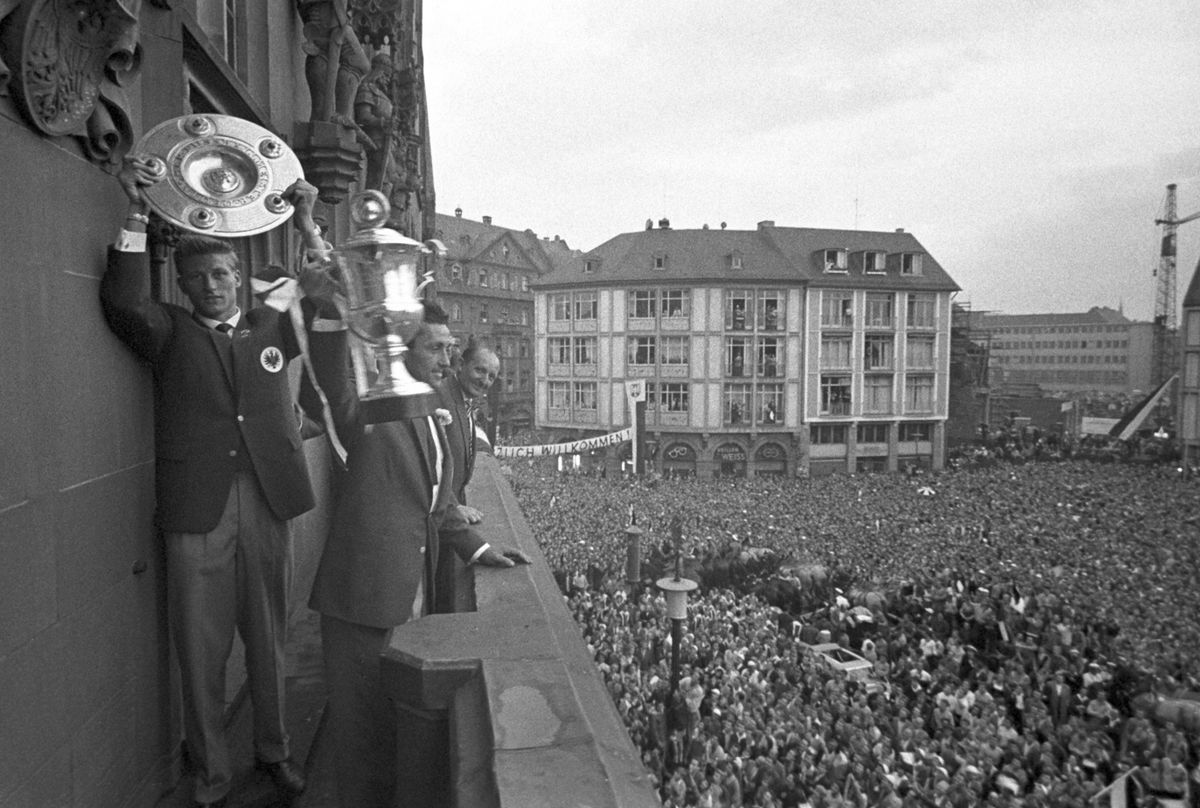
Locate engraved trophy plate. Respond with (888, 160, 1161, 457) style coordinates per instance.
(132, 115, 304, 236)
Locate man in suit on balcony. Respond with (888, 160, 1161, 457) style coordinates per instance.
(303, 298, 528, 808)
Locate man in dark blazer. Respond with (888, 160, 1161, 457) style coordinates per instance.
(304, 299, 527, 808)
(436, 340, 500, 524)
(100, 157, 321, 807)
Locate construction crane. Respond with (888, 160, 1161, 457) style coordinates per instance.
(1152, 184, 1200, 425)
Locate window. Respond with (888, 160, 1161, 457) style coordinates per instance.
(864, 293, 894, 328)
(574, 291, 597, 321)
(450, 302, 462, 322)
(756, 338, 781, 377)
(864, 335, 894, 370)
(549, 381, 570, 409)
(821, 292, 853, 328)
(574, 337, 596, 365)
(520, 309, 529, 326)
(823, 248, 848, 272)
(660, 289, 689, 318)
(498, 273, 508, 290)
(820, 375, 852, 415)
(811, 424, 847, 444)
(521, 275, 530, 292)
(905, 375, 934, 411)
(659, 383, 689, 412)
(899, 422, 932, 441)
(499, 308, 508, 324)
(907, 294, 936, 328)
(450, 263, 462, 282)
(757, 292, 783, 330)
(858, 423, 889, 443)
(724, 384, 752, 425)
(726, 290, 751, 330)
(900, 253, 923, 276)
(730, 252, 743, 270)
(862, 375, 893, 414)
(725, 337, 751, 377)
(573, 382, 597, 411)
(862, 251, 885, 274)
(630, 290, 656, 319)
(584, 259, 599, 274)
(519, 340, 530, 359)
(757, 384, 783, 425)
(661, 336, 689, 366)
(906, 335, 935, 369)
(479, 305, 489, 323)
(628, 336, 656, 366)
(821, 335, 852, 369)
(479, 269, 488, 288)
(550, 293, 571, 321)
(652, 253, 667, 270)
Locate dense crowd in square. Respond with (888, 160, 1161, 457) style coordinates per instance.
(509, 458, 1200, 807)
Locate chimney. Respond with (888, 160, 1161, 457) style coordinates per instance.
(454, 207, 463, 217)
(757, 220, 775, 230)
(658, 217, 670, 229)
(645, 219, 653, 231)
(895, 227, 905, 233)
(482, 215, 492, 225)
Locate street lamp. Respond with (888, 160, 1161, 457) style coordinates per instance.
(624, 522, 643, 626)
(656, 540, 697, 734)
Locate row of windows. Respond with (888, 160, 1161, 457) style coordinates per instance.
(548, 289, 938, 331)
(811, 422, 933, 445)
(820, 292, 936, 330)
(995, 354, 1126, 365)
(992, 324, 1127, 335)
(820, 374, 935, 415)
(821, 334, 936, 371)
(1005, 369, 1127, 386)
(994, 339, 1129, 350)
(449, 302, 531, 326)
(821, 249, 923, 277)
(448, 264, 531, 293)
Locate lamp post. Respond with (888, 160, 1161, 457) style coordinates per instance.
(656, 520, 697, 734)
(624, 522, 643, 627)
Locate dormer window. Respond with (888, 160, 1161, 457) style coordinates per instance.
(652, 252, 667, 270)
(729, 251, 744, 270)
(584, 259, 600, 274)
(450, 263, 463, 282)
(823, 248, 848, 273)
(862, 251, 885, 274)
(900, 253, 923, 276)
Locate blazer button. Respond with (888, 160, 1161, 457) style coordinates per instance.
(237, 415, 245, 422)
(229, 450, 237, 457)
(419, 546, 426, 554)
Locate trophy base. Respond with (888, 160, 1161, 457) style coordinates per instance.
(362, 391, 439, 424)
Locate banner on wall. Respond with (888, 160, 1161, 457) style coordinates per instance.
(494, 428, 633, 458)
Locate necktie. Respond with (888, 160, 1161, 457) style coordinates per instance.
(216, 323, 233, 337)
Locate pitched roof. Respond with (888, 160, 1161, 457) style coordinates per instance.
(1184, 256, 1200, 309)
(433, 212, 578, 276)
(974, 307, 1132, 327)
(534, 223, 958, 292)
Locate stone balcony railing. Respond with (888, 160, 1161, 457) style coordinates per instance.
(381, 453, 660, 808)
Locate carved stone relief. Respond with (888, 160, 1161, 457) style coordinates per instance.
(0, 0, 143, 169)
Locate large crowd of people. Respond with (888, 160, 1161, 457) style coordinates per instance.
(508, 461, 1200, 807)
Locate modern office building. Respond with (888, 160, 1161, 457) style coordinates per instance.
(432, 209, 579, 435)
(532, 219, 959, 476)
(974, 308, 1156, 395)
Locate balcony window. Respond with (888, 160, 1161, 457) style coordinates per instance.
(628, 336, 656, 366)
(726, 290, 751, 330)
(865, 293, 894, 328)
(862, 375, 893, 414)
(821, 335, 852, 369)
(756, 338, 781, 377)
(573, 382, 597, 411)
(548, 380, 570, 409)
(630, 290, 656, 319)
(574, 291, 597, 321)
(725, 337, 751, 377)
(660, 289, 689, 318)
(757, 384, 783, 425)
(573, 337, 596, 365)
(757, 292, 783, 330)
(549, 337, 570, 365)
(820, 375, 852, 415)
(906, 335, 935, 369)
(550, 293, 571, 322)
(864, 335, 894, 370)
(907, 294, 936, 328)
(821, 292, 853, 328)
(659, 382, 689, 412)
(661, 336, 689, 366)
(724, 384, 752, 425)
(905, 375, 934, 412)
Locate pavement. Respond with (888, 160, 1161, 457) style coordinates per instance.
(155, 609, 337, 808)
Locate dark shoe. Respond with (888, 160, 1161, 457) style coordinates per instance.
(257, 757, 306, 796)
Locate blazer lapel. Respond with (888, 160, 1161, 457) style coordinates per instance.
(409, 417, 436, 502)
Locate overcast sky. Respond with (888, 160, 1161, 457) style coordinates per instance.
(423, 1, 1200, 321)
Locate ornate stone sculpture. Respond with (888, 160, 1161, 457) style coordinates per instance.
(0, 0, 144, 170)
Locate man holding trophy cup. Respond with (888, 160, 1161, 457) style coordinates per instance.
(100, 115, 328, 807)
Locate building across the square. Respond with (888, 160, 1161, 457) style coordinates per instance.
(531, 218, 960, 477)
(971, 307, 1156, 396)
(1182, 260, 1200, 468)
(432, 209, 580, 436)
